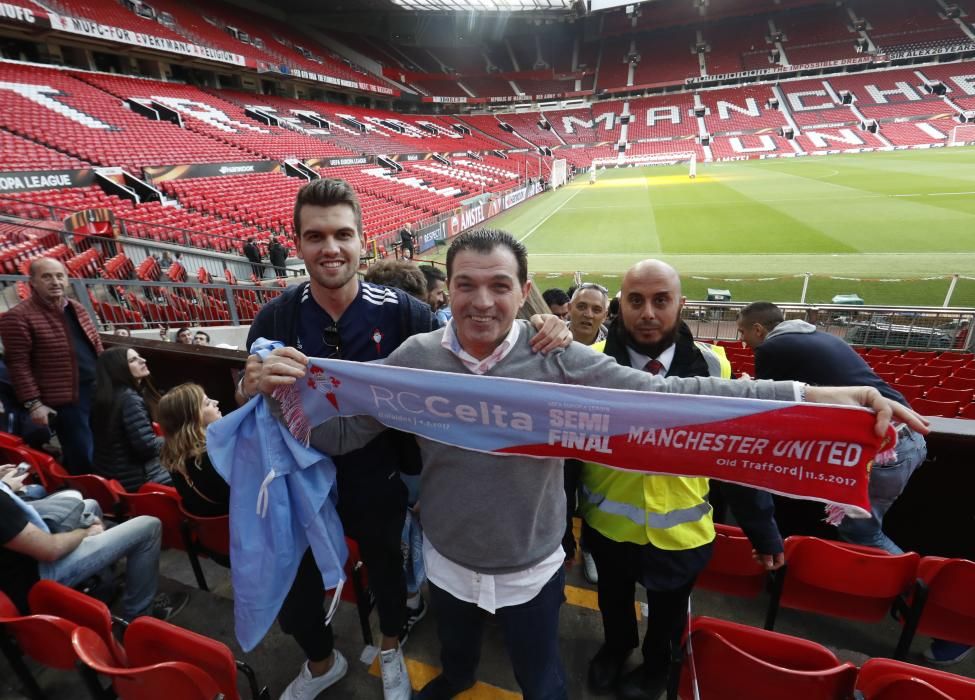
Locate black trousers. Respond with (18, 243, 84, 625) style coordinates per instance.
(278, 502, 408, 661)
(429, 569, 568, 700)
(584, 523, 696, 675)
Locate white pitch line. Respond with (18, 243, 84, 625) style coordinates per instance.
(519, 187, 585, 243)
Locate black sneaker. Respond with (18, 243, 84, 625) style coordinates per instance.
(399, 595, 427, 646)
(150, 592, 190, 622)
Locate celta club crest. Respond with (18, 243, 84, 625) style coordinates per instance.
(308, 365, 341, 410)
(372, 328, 383, 355)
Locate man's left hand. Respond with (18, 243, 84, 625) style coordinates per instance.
(804, 385, 930, 437)
(529, 314, 572, 354)
(752, 550, 785, 571)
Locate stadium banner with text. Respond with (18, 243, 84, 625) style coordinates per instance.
(388, 152, 435, 162)
(306, 155, 376, 169)
(278, 359, 894, 516)
(422, 90, 592, 104)
(46, 13, 248, 66)
(0, 2, 46, 27)
(0, 169, 95, 193)
(417, 220, 448, 253)
(282, 66, 396, 96)
(143, 161, 281, 183)
(685, 56, 874, 85)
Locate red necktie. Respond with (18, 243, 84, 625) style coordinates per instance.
(645, 359, 664, 375)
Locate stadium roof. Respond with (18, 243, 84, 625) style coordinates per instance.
(388, 0, 575, 9)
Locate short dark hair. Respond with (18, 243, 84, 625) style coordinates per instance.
(194, 330, 210, 342)
(419, 264, 446, 289)
(293, 178, 363, 239)
(446, 229, 528, 285)
(542, 288, 570, 308)
(738, 301, 784, 330)
(364, 259, 427, 301)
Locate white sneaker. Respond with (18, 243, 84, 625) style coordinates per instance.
(582, 551, 599, 585)
(279, 651, 348, 700)
(380, 646, 413, 700)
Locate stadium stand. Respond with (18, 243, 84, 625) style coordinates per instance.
(702, 16, 773, 77)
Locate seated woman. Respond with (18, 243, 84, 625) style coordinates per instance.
(91, 347, 170, 492)
(158, 383, 228, 517)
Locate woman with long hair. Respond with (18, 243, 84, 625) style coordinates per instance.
(158, 383, 228, 517)
(90, 347, 170, 492)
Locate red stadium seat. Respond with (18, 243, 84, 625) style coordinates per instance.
(958, 403, 975, 420)
(894, 556, 975, 660)
(678, 617, 858, 700)
(910, 399, 961, 418)
(59, 473, 126, 518)
(924, 386, 974, 404)
(857, 658, 975, 700)
(179, 506, 230, 592)
(119, 488, 186, 551)
(894, 374, 941, 388)
(695, 524, 768, 598)
(72, 627, 222, 700)
(765, 537, 919, 657)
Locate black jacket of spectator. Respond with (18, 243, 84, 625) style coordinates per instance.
(243, 241, 261, 264)
(269, 241, 288, 268)
(92, 387, 166, 492)
(172, 452, 229, 518)
(754, 320, 908, 406)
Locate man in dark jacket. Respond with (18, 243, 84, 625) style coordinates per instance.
(583, 261, 784, 700)
(268, 237, 288, 278)
(737, 301, 927, 555)
(0, 258, 102, 473)
(243, 239, 263, 279)
(398, 223, 415, 260)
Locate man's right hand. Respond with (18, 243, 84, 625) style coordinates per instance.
(255, 347, 310, 396)
(29, 404, 55, 427)
(85, 520, 105, 537)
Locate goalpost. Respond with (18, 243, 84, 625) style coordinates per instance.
(549, 158, 568, 189)
(590, 151, 698, 179)
(949, 123, 975, 147)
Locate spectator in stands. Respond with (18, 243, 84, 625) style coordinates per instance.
(0, 484, 188, 621)
(364, 259, 427, 301)
(159, 251, 173, 271)
(173, 326, 192, 345)
(193, 331, 210, 346)
(91, 347, 171, 492)
(737, 301, 928, 555)
(0, 257, 103, 474)
(158, 384, 228, 518)
(399, 223, 415, 260)
(419, 265, 449, 326)
(567, 282, 610, 346)
(562, 282, 611, 586)
(238, 180, 572, 700)
(115, 327, 131, 338)
(243, 238, 264, 280)
(580, 261, 785, 700)
(256, 232, 922, 700)
(542, 288, 570, 320)
(269, 237, 289, 279)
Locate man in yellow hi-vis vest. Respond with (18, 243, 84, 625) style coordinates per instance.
(579, 260, 785, 700)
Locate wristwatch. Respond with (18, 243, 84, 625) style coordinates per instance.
(24, 399, 42, 411)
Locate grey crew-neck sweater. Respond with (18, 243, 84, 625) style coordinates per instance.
(310, 320, 796, 575)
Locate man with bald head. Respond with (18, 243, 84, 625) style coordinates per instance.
(580, 260, 784, 700)
(0, 258, 102, 472)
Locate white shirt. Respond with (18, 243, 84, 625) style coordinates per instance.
(430, 320, 565, 613)
(626, 343, 676, 377)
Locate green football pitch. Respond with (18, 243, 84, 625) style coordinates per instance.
(428, 148, 975, 306)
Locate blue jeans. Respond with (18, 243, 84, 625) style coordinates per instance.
(838, 428, 927, 554)
(53, 382, 95, 475)
(39, 515, 162, 619)
(429, 568, 567, 700)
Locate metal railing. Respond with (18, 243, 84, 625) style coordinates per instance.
(0, 275, 285, 332)
(682, 302, 975, 352)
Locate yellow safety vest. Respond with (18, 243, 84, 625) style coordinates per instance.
(580, 341, 732, 550)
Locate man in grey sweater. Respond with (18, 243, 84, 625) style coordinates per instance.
(256, 230, 926, 700)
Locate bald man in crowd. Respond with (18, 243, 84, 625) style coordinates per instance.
(580, 260, 785, 700)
